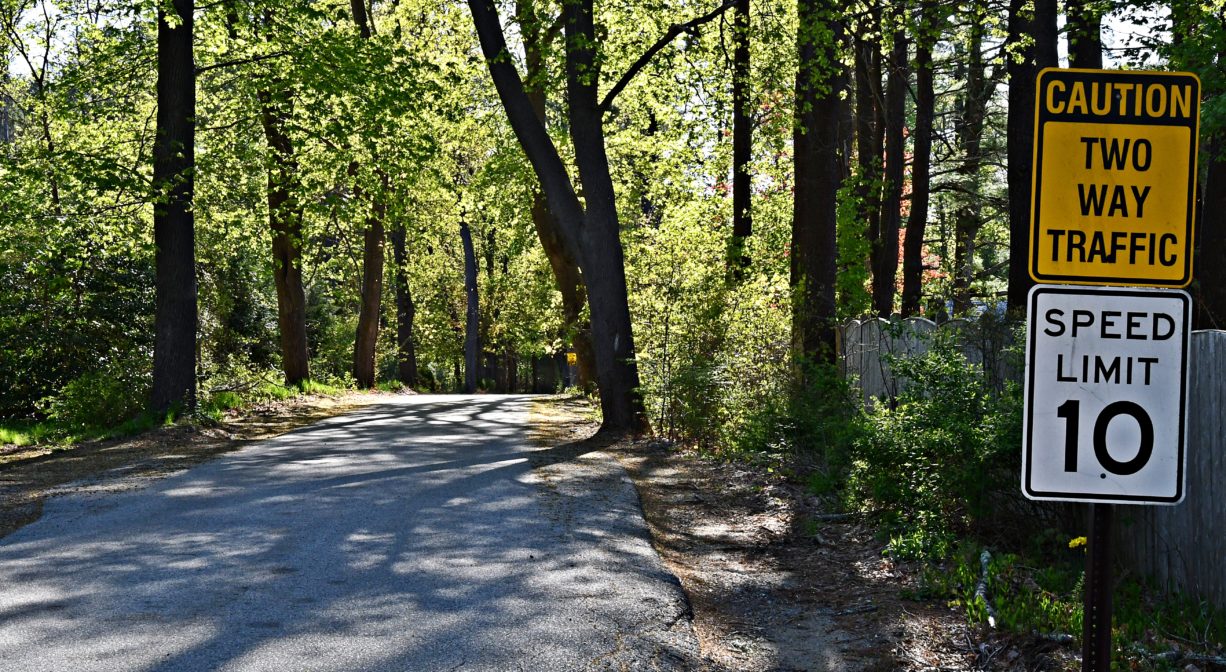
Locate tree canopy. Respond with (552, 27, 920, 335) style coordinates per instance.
(1, 0, 1223, 439)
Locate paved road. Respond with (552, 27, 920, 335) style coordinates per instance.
(0, 395, 698, 671)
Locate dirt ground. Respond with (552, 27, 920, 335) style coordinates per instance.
(529, 396, 1088, 672)
(0, 391, 386, 540)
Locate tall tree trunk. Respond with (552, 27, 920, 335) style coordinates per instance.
(150, 0, 197, 413)
(563, 0, 648, 433)
(467, 0, 647, 434)
(1188, 13, 1224, 328)
(1196, 146, 1226, 329)
(390, 222, 418, 386)
(1066, 0, 1102, 68)
(350, 0, 386, 389)
(872, 19, 906, 318)
(531, 197, 596, 389)
(0, 58, 12, 144)
(517, 0, 597, 392)
(1006, 0, 1057, 312)
(793, 0, 846, 363)
(1193, 31, 1226, 328)
(953, 0, 989, 315)
(854, 3, 883, 288)
(460, 216, 479, 393)
(352, 172, 385, 388)
(727, 0, 752, 279)
(902, 0, 936, 317)
(259, 86, 311, 386)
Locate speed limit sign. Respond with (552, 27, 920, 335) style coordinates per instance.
(1022, 285, 1190, 504)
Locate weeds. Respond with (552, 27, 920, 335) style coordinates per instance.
(918, 538, 1226, 668)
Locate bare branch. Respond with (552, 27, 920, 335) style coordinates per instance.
(599, 0, 736, 114)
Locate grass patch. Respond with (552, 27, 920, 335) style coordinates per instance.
(0, 420, 58, 446)
(6, 375, 352, 450)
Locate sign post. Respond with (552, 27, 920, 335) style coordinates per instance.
(1025, 67, 1199, 672)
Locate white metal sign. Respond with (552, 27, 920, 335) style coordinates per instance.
(1022, 285, 1189, 504)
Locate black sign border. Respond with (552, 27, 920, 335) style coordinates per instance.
(1023, 285, 1190, 504)
(1029, 68, 1200, 288)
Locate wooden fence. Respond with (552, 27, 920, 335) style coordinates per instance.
(837, 318, 1226, 610)
(837, 317, 1017, 404)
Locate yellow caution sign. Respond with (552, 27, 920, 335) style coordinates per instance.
(566, 352, 577, 366)
(1030, 68, 1200, 287)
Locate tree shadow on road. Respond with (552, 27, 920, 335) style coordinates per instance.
(0, 394, 700, 671)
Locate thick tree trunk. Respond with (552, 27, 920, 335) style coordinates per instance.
(727, 0, 752, 279)
(953, 5, 989, 315)
(517, 0, 597, 392)
(259, 87, 311, 386)
(1006, 0, 1057, 312)
(872, 23, 907, 318)
(793, 0, 846, 363)
(390, 223, 418, 386)
(350, 0, 385, 389)
(563, 0, 648, 433)
(854, 4, 883, 284)
(902, 0, 936, 317)
(467, 0, 646, 434)
(352, 177, 385, 388)
(1196, 144, 1226, 328)
(1066, 0, 1103, 68)
(150, 0, 197, 414)
(531, 196, 596, 389)
(460, 217, 479, 393)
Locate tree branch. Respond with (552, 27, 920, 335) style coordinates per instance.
(598, 0, 736, 114)
(196, 50, 290, 75)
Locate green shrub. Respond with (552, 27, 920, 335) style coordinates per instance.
(41, 366, 149, 431)
(847, 330, 1021, 558)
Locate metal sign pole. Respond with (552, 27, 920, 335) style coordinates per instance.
(1082, 503, 1114, 671)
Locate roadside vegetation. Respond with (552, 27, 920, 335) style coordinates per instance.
(1, 369, 347, 455)
(665, 316, 1226, 669)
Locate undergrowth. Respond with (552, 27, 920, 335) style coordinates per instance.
(1, 364, 351, 448)
(915, 539, 1226, 669)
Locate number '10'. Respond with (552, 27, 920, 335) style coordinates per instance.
(1055, 400, 1154, 475)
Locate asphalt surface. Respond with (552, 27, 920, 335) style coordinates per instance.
(0, 395, 699, 671)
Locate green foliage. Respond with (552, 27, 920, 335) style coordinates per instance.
(847, 329, 1021, 559)
(918, 539, 1226, 667)
(40, 364, 150, 432)
(835, 174, 874, 319)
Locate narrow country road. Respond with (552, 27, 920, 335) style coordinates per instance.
(0, 395, 699, 671)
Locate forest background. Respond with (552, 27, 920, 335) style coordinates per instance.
(6, 0, 1226, 656)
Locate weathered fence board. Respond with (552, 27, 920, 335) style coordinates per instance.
(1116, 331, 1226, 609)
(838, 320, 1226, 610)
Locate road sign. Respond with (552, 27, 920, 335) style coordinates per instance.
(566, 352, 577, 366)
(1029, 68, 1200, 287)
(1022, 285, 1190, 504)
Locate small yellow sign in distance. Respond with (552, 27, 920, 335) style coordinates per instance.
(566, 352, 577, 366)
(1030, 68, 1200, 287)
